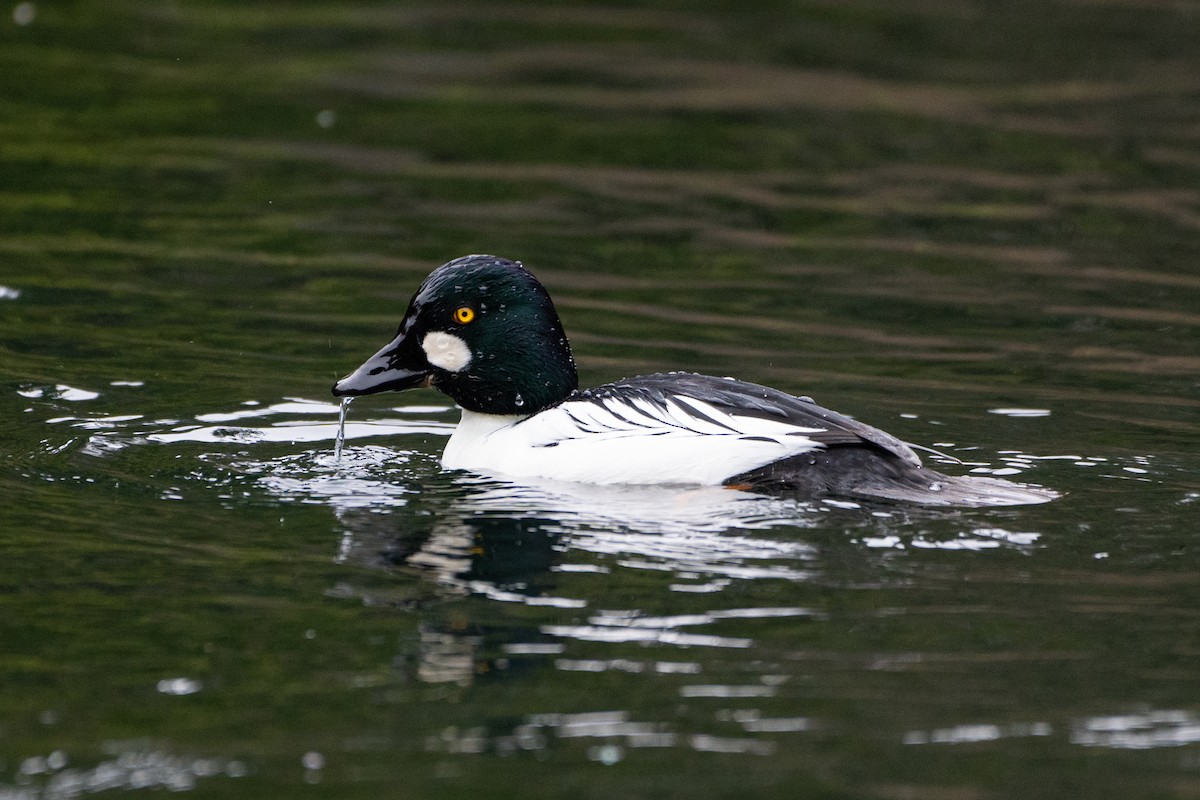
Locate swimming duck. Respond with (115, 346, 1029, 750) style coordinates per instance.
(332, 255, 1055, 506)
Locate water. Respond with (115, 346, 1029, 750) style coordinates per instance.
(334, 397, 353, 462)
(2, 3, 1199, 799)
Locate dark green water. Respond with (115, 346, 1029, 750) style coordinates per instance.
(2, 2, 1199, 798)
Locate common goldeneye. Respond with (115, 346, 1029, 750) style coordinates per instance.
(332, 255, 1056, 506)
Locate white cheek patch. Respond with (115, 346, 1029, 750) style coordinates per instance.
(421, 331, 472, 372)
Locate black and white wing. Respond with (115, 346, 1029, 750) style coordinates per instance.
(582, 373, 921, 466)
(475, 372, 919, 486)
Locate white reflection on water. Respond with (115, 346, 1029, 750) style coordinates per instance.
(688, 734, 776, 756)
(903, 708, 1200, 750)
(313, 468, 825, 594)
(19, 383, 100, 401)
(1072, 709, 1200, 749)
(248, 446, 418, 510)
(548, 657, 705, 675)
(147, 397, 454, 446)
(988, 408, 1052, 417)
(679, 684, 777, 698)
(427, 712, 786, 760)
(451, 484, 816, 604)
(540, 625, 752, 648)
(156, 677, 203, 696)
(723, 710, 811, 733)
(32, 396, 452, 458)
(0, 746, 246, 797)
(547, 606, 818, 649)
(904, 721, 1053, 745)
(452, 475, 821, 535)
(859, 526, 1042, 551)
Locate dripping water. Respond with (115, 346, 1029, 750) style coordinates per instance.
(334, 396, 353, 460)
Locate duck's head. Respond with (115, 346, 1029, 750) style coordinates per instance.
(332, 255, 578, 415)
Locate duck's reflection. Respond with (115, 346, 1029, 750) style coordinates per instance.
(333, 505, 566, 687)
(258, 450, 1039, 688)
(356, 513, 562, 599)
(330, 473, 823, 593)
(321, 471, 827, 686)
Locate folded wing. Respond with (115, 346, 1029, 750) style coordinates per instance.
(489, 373, 918, 485)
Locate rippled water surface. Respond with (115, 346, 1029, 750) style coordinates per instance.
(2, 3, 1199, 798)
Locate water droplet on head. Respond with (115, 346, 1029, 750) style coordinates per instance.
(514, 393, 525, 408)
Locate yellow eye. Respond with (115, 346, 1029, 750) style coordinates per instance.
(454, 306, 475, 324)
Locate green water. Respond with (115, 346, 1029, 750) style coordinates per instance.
(2, 2, 1199, 798)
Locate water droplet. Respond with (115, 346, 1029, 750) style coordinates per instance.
(589, 744, 623, 765)
(514, 393, 525, 408)
(13, 2, 35, 26)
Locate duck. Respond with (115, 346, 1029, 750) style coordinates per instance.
(332, 254, 1057, 506)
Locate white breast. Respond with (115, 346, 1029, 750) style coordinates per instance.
(440, 393, 826, 485)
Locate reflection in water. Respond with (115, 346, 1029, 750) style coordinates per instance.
(858, 526, 1040, 551)
(18, 383, 101, 402)
(324, 470, 827, 592)
(28, 394, 1197, 771)
(904, 721, 1053, 745)
(0, 746, 247, 797)
(253, 446, 419, 510)
(425, 710, 779, 762)
(146, 398, 455, 446)
(905, 708, 1200, 751)
(418, 627, 482, 686)
(1071, 710, 1200, 750)
(425, 705, 1200, 762)
(242, 439, 840, 689)
(315, 471, 828, 683)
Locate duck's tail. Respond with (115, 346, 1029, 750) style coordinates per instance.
(846, 469, 1060, 507)
(729, 446, 1059, 507)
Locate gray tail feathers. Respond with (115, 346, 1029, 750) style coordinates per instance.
(728, 447, 1059, 507)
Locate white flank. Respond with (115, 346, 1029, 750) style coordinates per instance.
(422, 331, 472, 372)
(440, 394, 825, 485)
